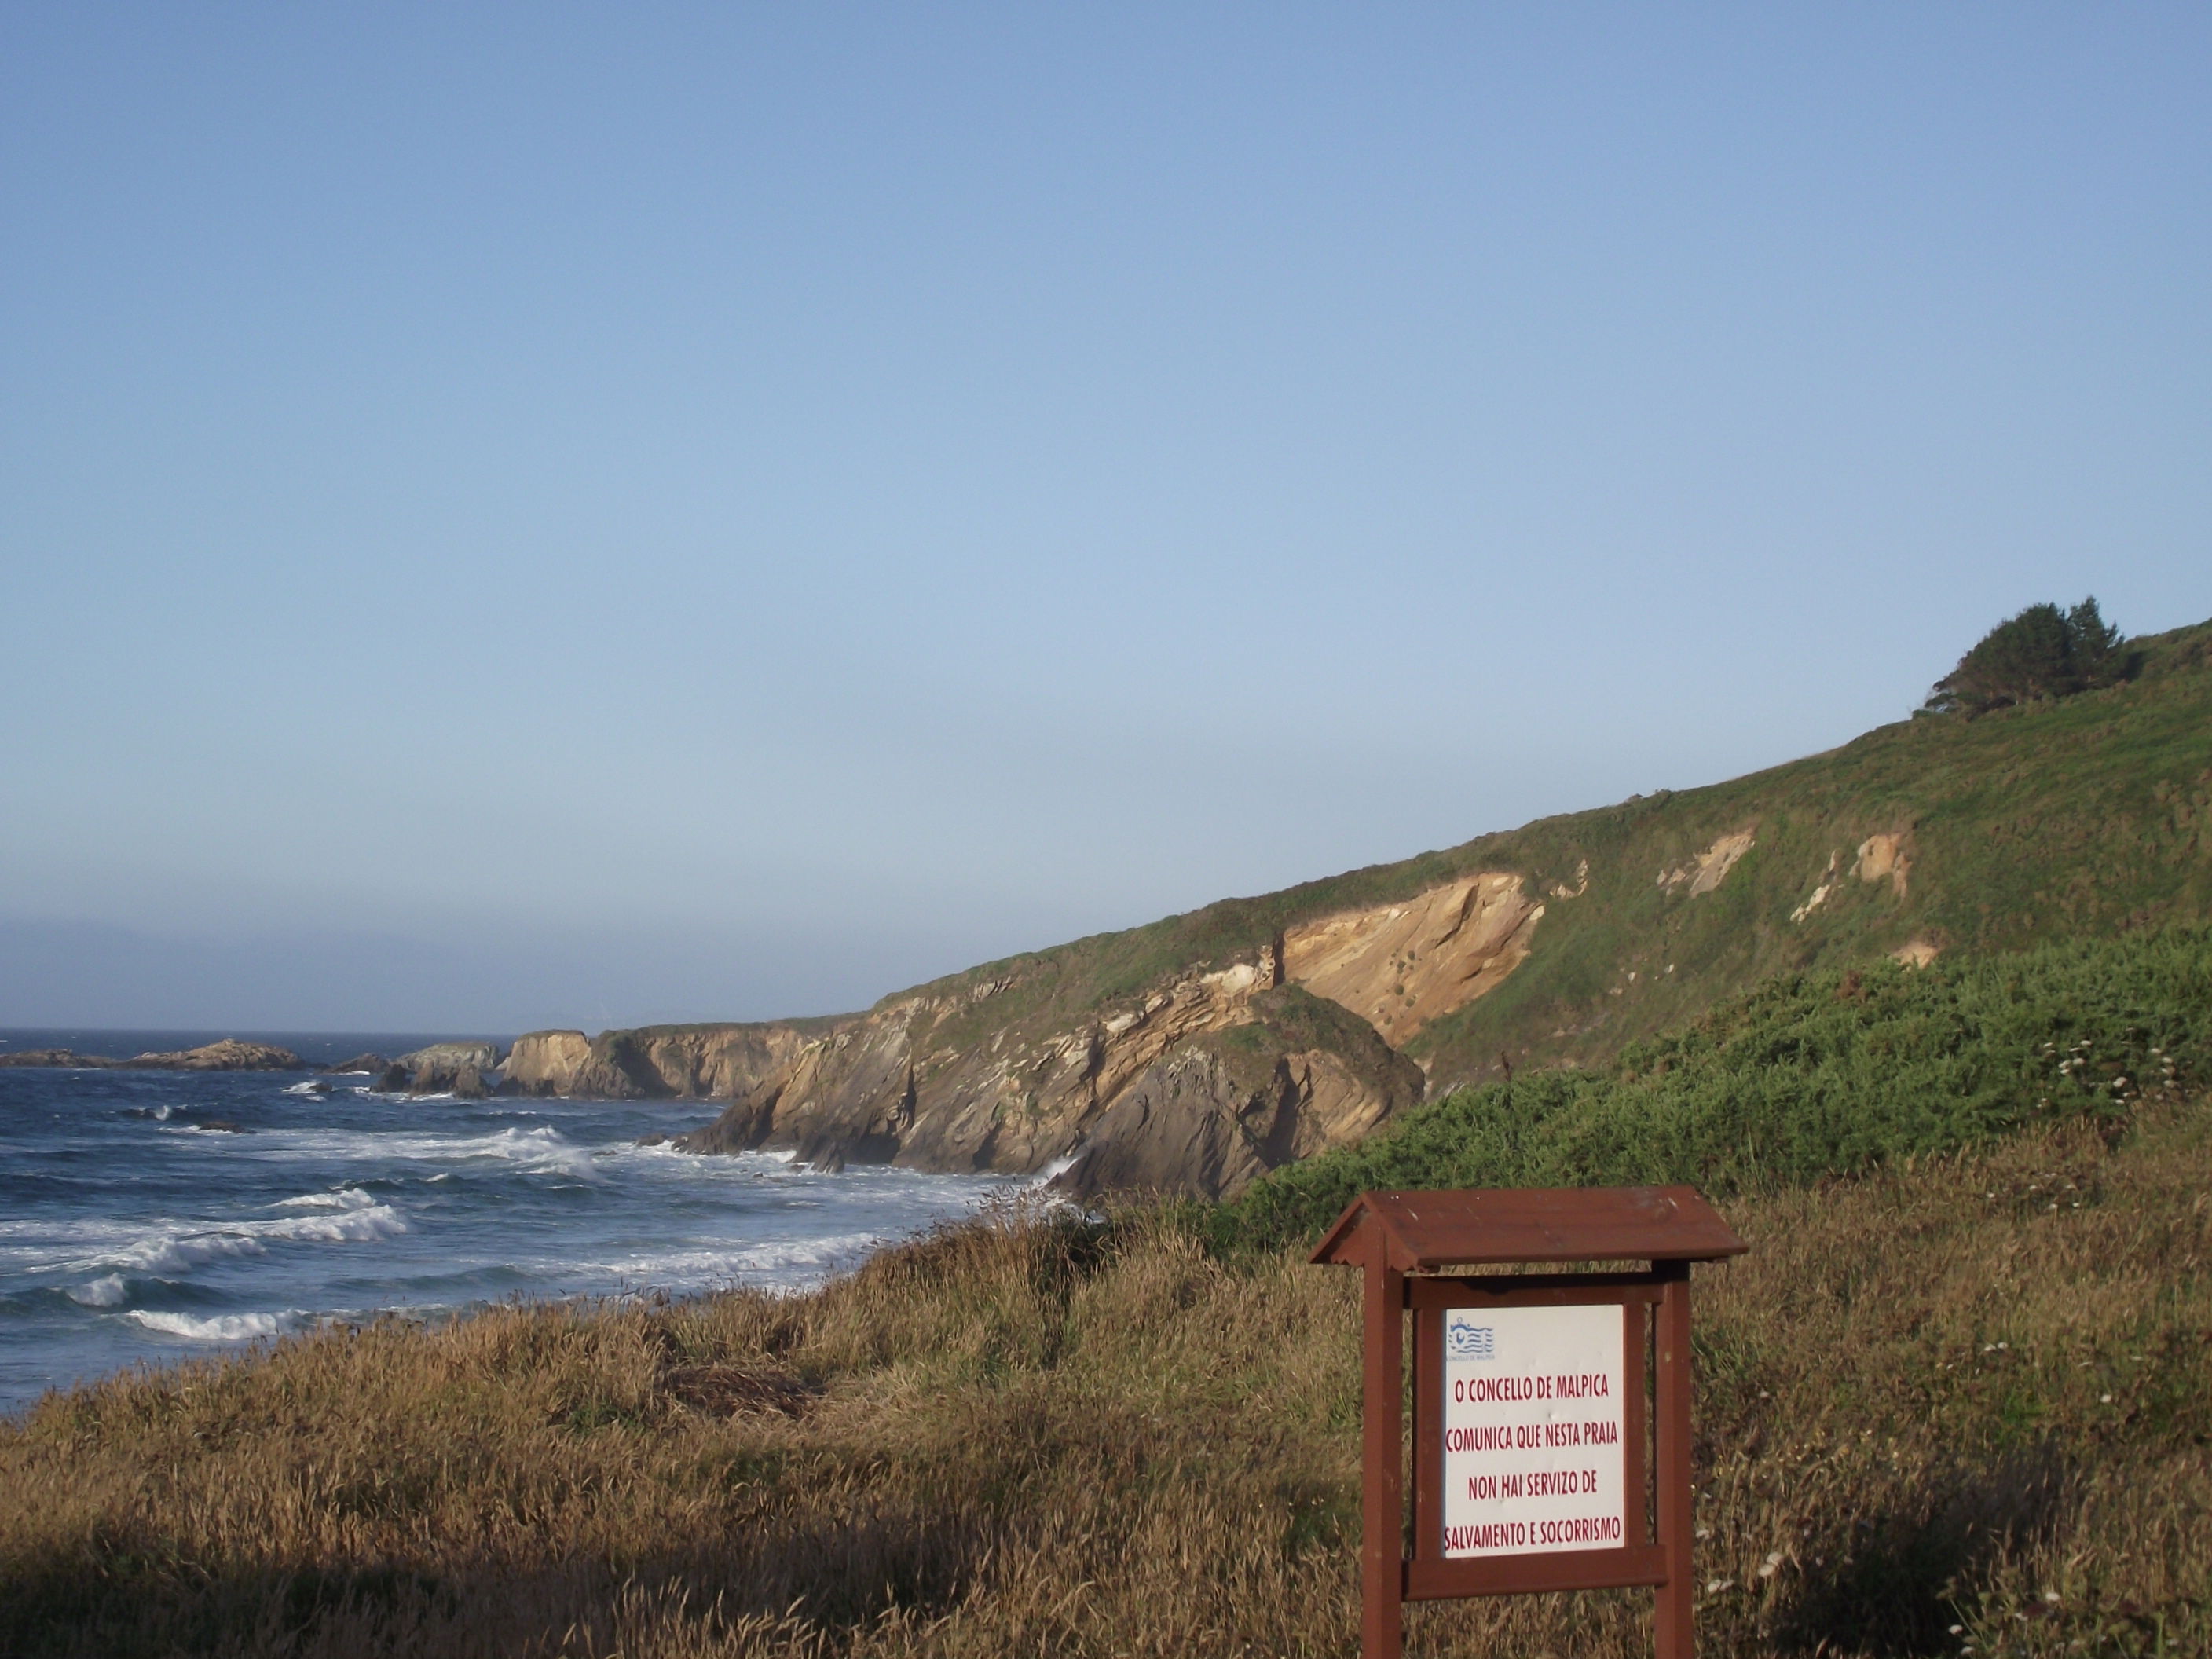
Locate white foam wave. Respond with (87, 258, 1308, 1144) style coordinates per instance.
(271, 1188, 375, 1211)
(69, 1273, 129, 1307)
(127, 1309, 295, 1342)
(258, 1124, 597, 1178)
(569, 1230, 892, 1287)
(75, 1203, 408, 1276)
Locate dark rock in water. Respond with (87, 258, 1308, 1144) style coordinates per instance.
(401, 1042, 506, 1095)
(375, 1063, 412, 1093)
(451, 1064, 489, 1100)
(197, 1119, 246, 1133)
(323, 1053, 389, 1075)
(635, 1132, 668, 1148)
(808, 1148, 847, 1174)
(396, 1041, 504, 1076)
(0, 1049, 113, 1068)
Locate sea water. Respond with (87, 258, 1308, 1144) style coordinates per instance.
(0, 1030, 1015, 1414)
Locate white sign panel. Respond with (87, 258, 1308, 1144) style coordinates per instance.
(1441, 1302, 1628, 1557)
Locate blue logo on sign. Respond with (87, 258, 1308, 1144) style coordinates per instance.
(1445, 1317, 1496, 1361)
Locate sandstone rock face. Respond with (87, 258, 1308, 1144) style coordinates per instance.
(571, 1025, 822, 1104)
(501, 1031, 593, 1095)
(1280, 873, 1544, 1046)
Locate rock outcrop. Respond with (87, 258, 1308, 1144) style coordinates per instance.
(1853, 832, 1914, 897)
(1658, 829, 1756, 896)
(322, 1053, 390, 1075)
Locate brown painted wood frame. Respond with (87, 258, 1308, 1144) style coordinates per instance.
(1359, 1260, 1699, 1658)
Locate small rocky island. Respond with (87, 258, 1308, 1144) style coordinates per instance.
(0, 1038, 304, 1071)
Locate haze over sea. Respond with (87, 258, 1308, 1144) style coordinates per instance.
(0, 1030, 1010, 1413)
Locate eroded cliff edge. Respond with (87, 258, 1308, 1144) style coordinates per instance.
(509, 869, 1551, 1198)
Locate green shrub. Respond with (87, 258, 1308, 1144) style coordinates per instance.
(1220, 926, 2211, 1251)
(1922, 596, 2135, 716)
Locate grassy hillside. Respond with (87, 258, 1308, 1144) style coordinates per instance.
(855, 617, 2212, 1093)
(1223, 925, 2212, 1251)
(5, 1097, 2207, 1657)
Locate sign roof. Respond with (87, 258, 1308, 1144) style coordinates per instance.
(1309, 1185, 1747, 1270)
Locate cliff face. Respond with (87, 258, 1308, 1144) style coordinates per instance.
(676, 955, 1295, 1177)
(1046, 987, 1426, 1199)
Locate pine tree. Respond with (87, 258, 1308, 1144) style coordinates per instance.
(1921, 596, 2133, 716)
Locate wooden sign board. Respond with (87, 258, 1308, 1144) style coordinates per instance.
(1313, 1186, 1746, 1659)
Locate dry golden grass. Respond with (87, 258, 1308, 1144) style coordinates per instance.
(4, 1101, 2208, 1657)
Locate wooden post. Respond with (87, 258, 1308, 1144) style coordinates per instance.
(1361, 1254, 1405, 1659)
(1653, 1261, 1694, 1659)
(1412, 1306, 1441, 1562)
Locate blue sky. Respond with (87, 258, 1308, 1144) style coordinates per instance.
(4, 5, 2207, 1031)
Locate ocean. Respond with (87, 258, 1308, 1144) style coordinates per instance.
(0, 1029, 1016, 1415)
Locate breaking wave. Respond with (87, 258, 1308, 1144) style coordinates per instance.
(127, 1309, 295, 1342)
(79, 1204, 408, 1277)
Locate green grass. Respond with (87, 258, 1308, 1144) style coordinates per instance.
(1220, 925, 2212, 1251)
